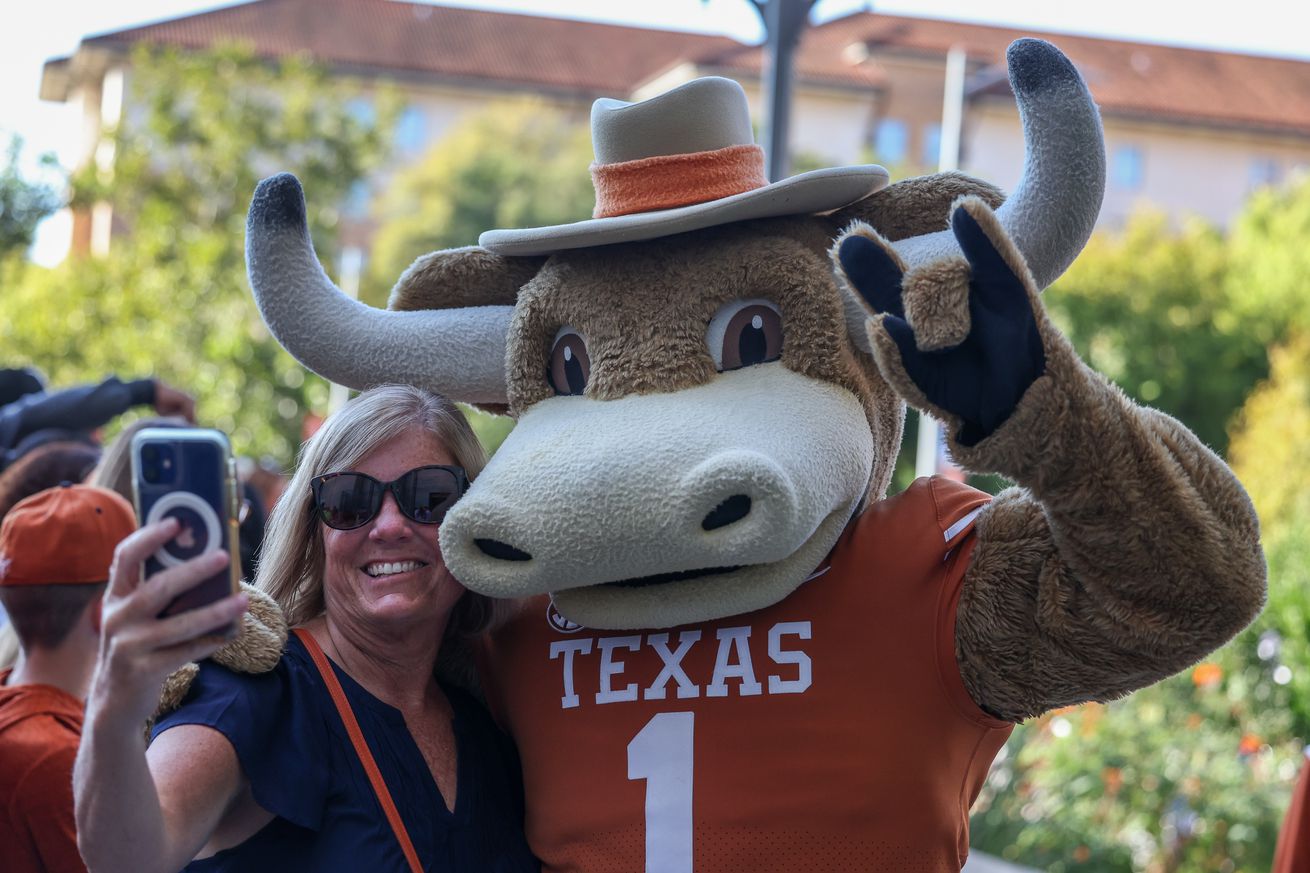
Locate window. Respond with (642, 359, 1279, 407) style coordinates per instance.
(338, 247, 365, 298)
(344, 180, 371, 219)
(1111, 144, 1144, 190)
(1249, 158, 1281, 189)
(396, 106, 429, 154)
(347, 97, 375, 126)
(922, 123, 943, 169)
(873, 119, 908, 165)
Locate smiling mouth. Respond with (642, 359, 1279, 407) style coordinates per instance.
(363, 560, 428, 578)
(602, 565, 743, 589)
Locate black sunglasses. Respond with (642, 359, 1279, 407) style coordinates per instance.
(310, 465, 469, 531)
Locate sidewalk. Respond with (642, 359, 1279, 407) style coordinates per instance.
(964, 850, 1041, 872)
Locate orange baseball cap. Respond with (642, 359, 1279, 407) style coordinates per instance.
(0, 484, 137, 586)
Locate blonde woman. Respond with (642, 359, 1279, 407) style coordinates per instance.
(74, 385, 536, 873)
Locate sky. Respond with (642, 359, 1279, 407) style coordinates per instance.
(4, 0, 1310, 262)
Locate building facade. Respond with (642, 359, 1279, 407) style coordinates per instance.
(40, 0, 1310, 264)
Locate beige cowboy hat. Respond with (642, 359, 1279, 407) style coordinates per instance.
(479, 77, 889, 256)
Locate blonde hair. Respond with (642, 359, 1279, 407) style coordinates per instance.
(256, 385, 498, 638)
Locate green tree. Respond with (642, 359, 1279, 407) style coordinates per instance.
(970, 663, 1300, 873)
(363, 99, 594, 306)
(1228, 334, 1310, 738)
(0, 44, 395, 461)
(1044, 211, 1267, 454)
(0, 135, 60, 266)
(1227, 175, 1310, 341)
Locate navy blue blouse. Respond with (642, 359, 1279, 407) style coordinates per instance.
(151, 634, 538, 873)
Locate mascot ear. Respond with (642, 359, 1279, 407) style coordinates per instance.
(388, 247, 546, 415)
(828, 171, 1005, 242)
(388, 247, 546, 312)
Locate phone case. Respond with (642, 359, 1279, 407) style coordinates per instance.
(130, 427, 241, 619)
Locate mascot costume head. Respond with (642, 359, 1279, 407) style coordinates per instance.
(221, 39, 1264, 871)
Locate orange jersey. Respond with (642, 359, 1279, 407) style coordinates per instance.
(479, 476, 1012, 873)
(0, 670, 87, 873)
(1275, 753, 1310, 873)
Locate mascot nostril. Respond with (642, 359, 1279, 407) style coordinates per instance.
(474, 538, 532, 562)
(701, 494, 752, 531)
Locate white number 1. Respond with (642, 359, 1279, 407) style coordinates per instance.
(627, 711, 695, 873)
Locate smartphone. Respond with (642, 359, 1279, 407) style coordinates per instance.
(130, 427, 241, 626)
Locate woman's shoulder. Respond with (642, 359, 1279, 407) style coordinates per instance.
(151, 634, 332, 831)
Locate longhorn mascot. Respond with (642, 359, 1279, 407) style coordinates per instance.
(199, 40, 1264, 872)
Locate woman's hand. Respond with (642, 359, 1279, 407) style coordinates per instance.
(88, 519, 248, 727)
(76, 520, 252, 873)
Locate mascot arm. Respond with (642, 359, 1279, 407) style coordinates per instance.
(837, 197, 1267, 722)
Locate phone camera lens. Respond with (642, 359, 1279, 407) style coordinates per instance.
(140, 443, 177, 485)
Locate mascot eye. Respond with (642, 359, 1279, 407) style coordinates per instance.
(548, 327, 591, 396)
(707, 299, 783, 372)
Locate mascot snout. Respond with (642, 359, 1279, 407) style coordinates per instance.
(439, 366, 874, 628)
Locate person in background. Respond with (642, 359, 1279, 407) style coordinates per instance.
(1275, 748, 1310, 872)
(242, 456, 289, 517)
(0, 441, 103, 521)
(0, 367, 196, 472)
(0, 440, 104, 667)
(74, 385, 536, 873)
(0, 484, 137, 873)
(0, 367, 47, 407)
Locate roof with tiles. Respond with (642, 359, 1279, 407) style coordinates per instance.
(712, 13, 1310, 137)
(77, 0, 740, 96)
(62, 1, 1310, 138)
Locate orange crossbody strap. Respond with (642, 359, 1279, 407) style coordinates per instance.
(292, 627, 423, 873)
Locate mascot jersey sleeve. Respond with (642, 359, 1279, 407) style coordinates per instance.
(479, 476, 1011, 873)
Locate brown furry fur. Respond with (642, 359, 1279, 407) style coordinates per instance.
(829, 171, 1005, 242)
(388, 247, 545, 313)
(507, 219, 866, 405)
(956, 402, 1265, 720)
(503, 217, 899, 502)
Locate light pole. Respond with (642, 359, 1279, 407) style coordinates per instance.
(749, 0, 818, 181)
(915, 44, 968, 479)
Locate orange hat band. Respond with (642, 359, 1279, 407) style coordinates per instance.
(590, 144, 768, 219)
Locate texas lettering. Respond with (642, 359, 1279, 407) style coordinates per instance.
(548, 621, 812, 709)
